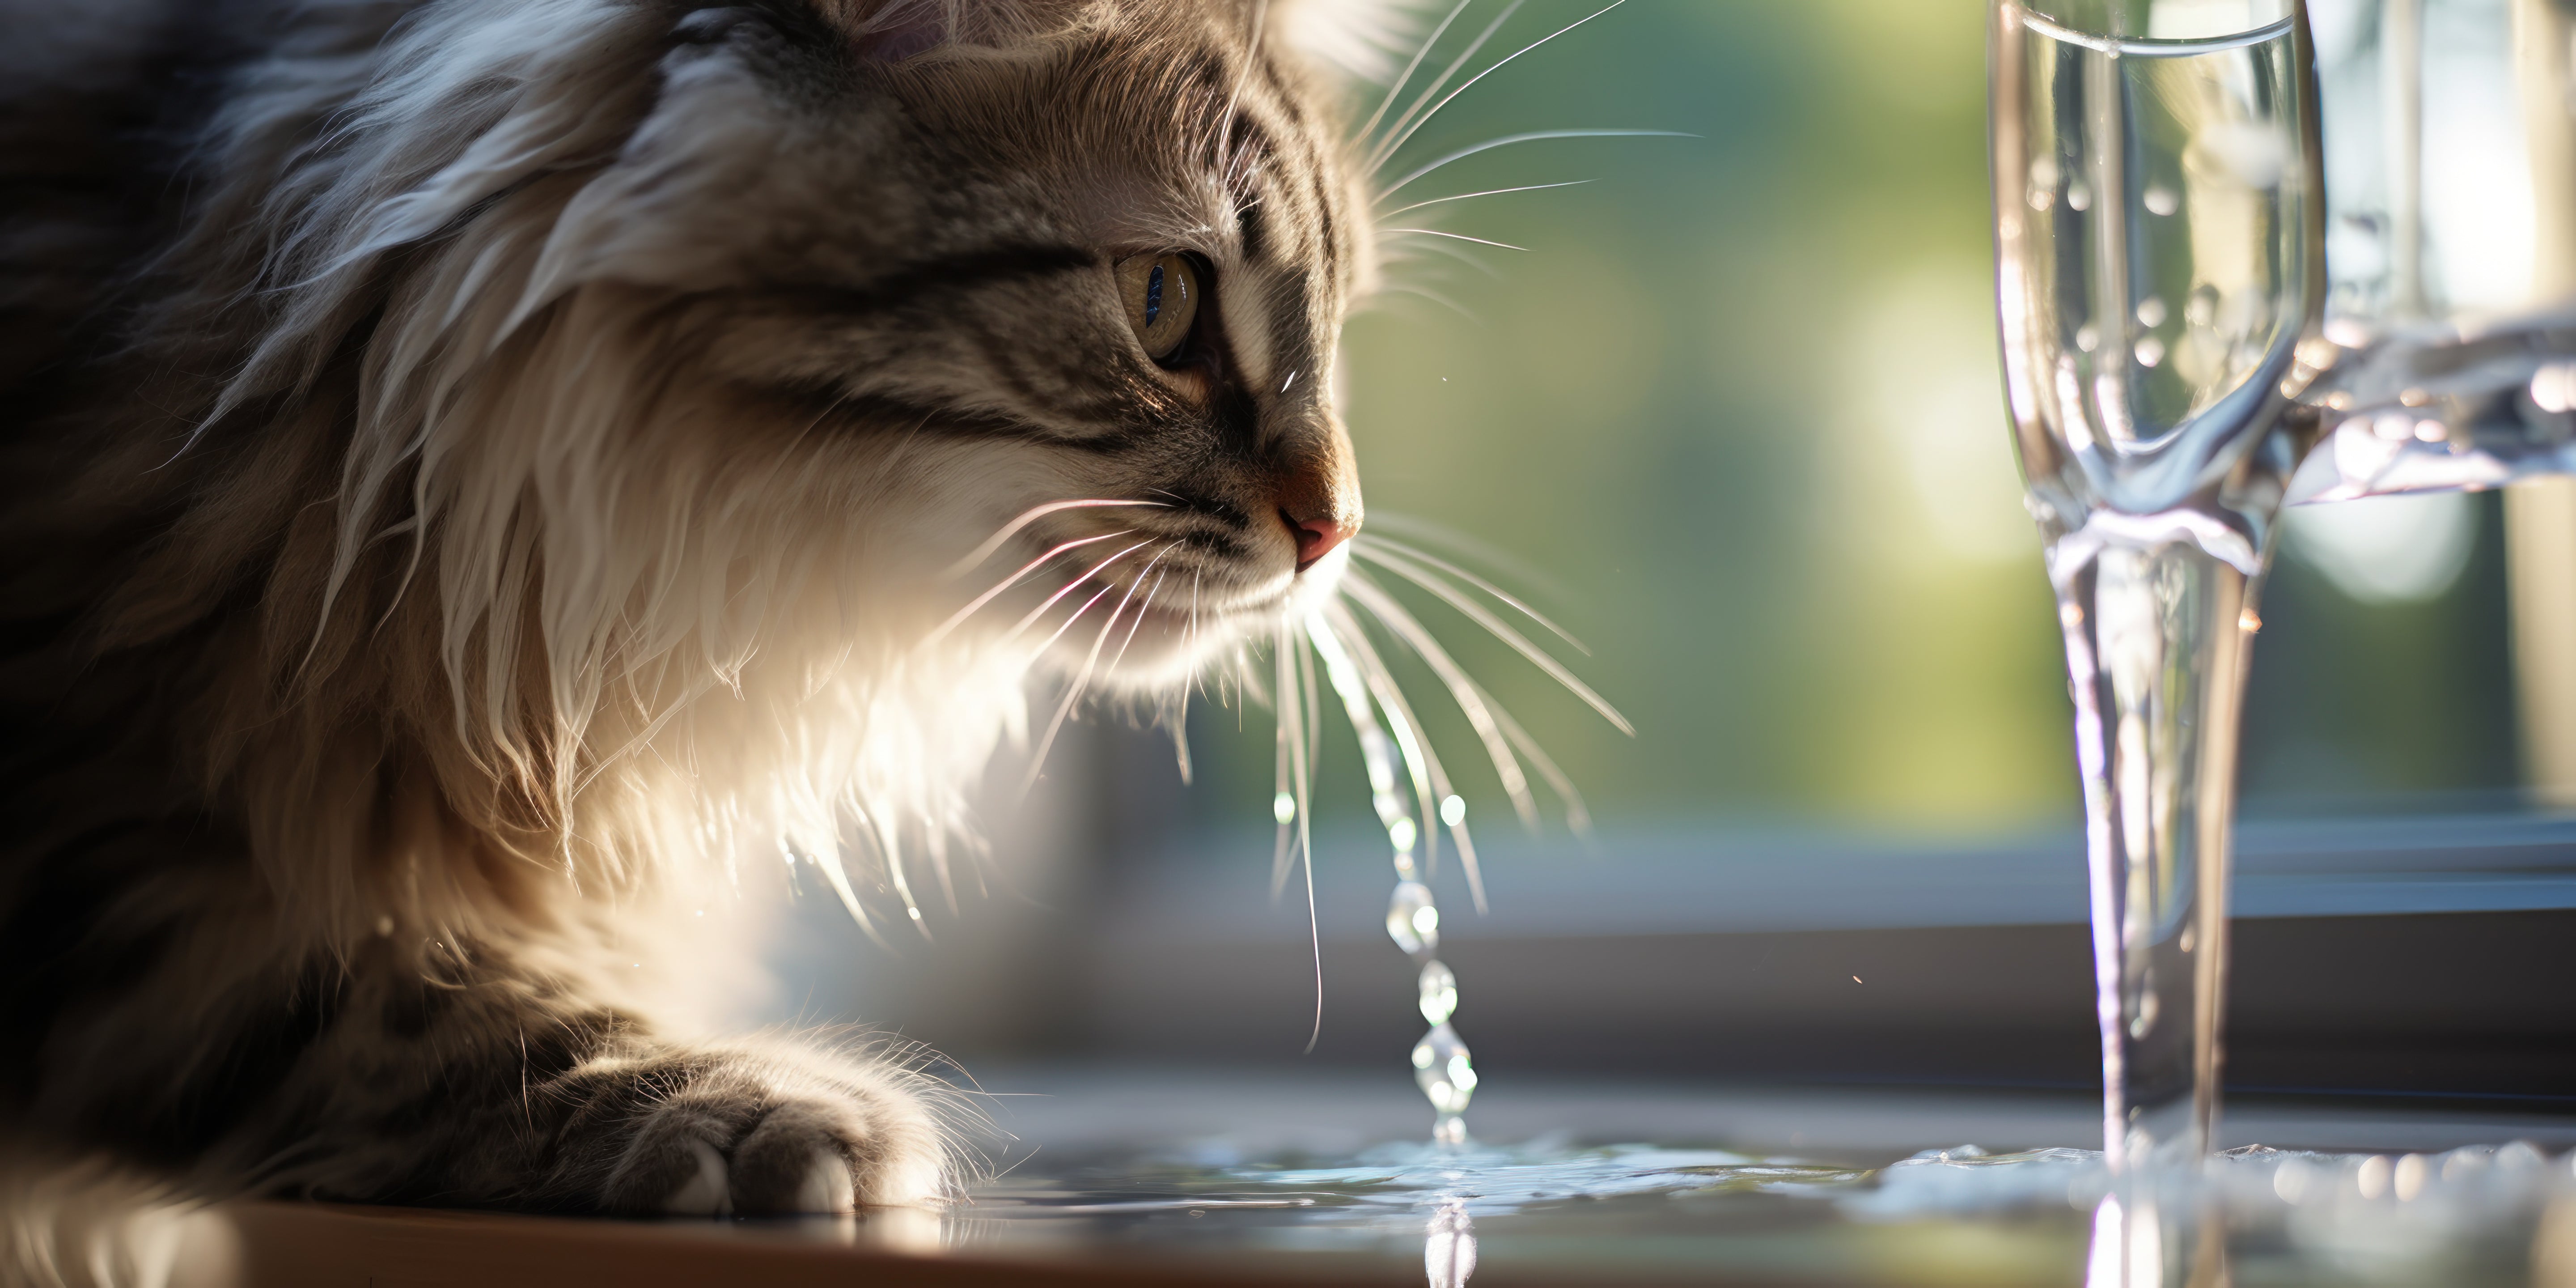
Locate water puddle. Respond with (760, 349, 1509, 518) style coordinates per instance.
(937, 1135, 2576, 1285)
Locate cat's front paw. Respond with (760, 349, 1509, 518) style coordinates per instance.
(560, 1047, 946, 1215)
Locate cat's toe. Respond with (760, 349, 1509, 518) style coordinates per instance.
(791, 1151, 856, 1215)
(728, 1103, 862, 1214)
(576, 1053, 945, 1215)
(660, 1139, 733, 1216)
(598, 1101, 757, 1215)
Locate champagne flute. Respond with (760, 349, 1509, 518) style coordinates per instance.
(1989, 0, 2325, 1172)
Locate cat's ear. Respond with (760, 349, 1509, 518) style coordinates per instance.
(1272, 0, 1425, 84)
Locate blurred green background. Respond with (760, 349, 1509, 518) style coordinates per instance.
(1176, 0, 2521, 843)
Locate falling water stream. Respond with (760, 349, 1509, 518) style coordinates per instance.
(1306, 618, 1479, 1146)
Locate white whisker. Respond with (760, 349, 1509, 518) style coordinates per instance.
(1379, 129, 1695, 200)
(924, 529, 1132, 648)
(1321, 601, 1486, 913)
(940, 499, 1168, 579)
(1100, 563, 1172, 685)
(1028, 577, 1122, 659)
(1373, 0, 1635, 170)
(1381, 179, 1593, 217)
(1353, 547, 1631, 735)
(1356, 0, 1479, 143)
(1492, 695, 1593, 837)
(1367, 511, 1573, 599)
(1189, 571, 1211, 705)
(1019, 557, 1159, 798)
(1373, 283, 1484, 324)
(1271, 634, 1298, 899)
(1368, 0, 1529, 171)
(1339, 572, 1539, 828)
(1297, 624, 1324, 808)
(1354, 535, 1590, 655)
(1216, 0, 1274, 195)
(1169, 570, 1206, 784)
(1287, 624, 1321, 1054)
(1383, 228, 1530, 252)
(1305, 612, 1446, 915)
(1004, 538, 1155, 642)
(1385, 236, 1506, 280)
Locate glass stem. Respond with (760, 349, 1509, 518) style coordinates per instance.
(2053, 532, 2258, 1170)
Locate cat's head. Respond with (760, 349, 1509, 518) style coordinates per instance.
(191, 0, 1424, 859)
(286, 0, 1402, 722)
(694, 0, 1386, 687)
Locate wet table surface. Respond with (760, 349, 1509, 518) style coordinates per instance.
(144, 1066, 2576, 1287)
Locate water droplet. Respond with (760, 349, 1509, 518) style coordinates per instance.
(1419, 960, 1458, 1025)
(2133, 336, 2165, 368)
(2075, 323, 2100, 353)
(1389, 817, 1419, 853)
(2066, 179, 2093, 211)
(1440, 795, 1466, 826)
(2128, 987, 2159, 1038)
(1388, 880, 1439, 956)
(2143, 185, 2178, 216)
(2134, 297, 2166, 329)
(1412, 1023, 1477, 1114)
(1273, 792, 1296, 825)
(2030, 156, 2062, 190)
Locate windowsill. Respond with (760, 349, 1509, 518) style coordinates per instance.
(1127, 811, 2576, 939)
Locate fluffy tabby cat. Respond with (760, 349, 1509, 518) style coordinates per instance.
(0, 0, 1398, 1216)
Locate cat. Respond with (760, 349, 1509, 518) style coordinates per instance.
(0, 0, 1399, 1219)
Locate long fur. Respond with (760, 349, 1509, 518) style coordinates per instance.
(0, 0, 1391, 1249)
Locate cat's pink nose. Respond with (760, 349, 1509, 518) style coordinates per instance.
(1290, 514, 1352, 572)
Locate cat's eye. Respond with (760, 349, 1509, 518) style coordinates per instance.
(1115, 252, 1201, 364)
